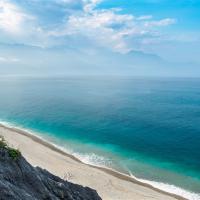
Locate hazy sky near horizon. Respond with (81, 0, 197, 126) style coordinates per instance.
(0, 0, 200, 76)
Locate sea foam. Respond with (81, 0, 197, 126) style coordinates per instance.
(72, 152, 112, 167)
(130, 173, 200, 200)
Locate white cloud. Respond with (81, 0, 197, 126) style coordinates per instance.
(0, 0, 34, 34)
(137, 15, 153, 20)
(0, 56, 6, 62)
(48, 9, 133, 52)
(144, 18, 176, 27)
(0, 0, 176, 53)
(48, 2, 175, 53)
(68, 10, 133, 30)
(0, 56, 20, 62)
(83, 0, 102, 12)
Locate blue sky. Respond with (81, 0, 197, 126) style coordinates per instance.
(0, 0, 200, 76)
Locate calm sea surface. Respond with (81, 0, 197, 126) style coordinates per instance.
(0, 77, 200, 199)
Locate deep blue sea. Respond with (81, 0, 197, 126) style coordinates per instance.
(0, 76, 200, 199)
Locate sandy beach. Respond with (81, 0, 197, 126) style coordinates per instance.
(0, 124, 185, 200)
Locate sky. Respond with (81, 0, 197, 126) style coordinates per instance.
(0, 0, 200, 76)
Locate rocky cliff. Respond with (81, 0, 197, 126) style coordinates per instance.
(0, 142, 102, 200)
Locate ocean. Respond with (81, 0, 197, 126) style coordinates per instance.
(0, 76, 200, 199)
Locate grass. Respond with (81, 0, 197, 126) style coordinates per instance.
(0, 135, 21, 160)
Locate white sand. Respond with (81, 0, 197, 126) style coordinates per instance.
(0, 125, 184, 200)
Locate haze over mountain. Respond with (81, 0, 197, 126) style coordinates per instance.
(0, 42, 199, 77)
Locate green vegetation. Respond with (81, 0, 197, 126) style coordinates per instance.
(0, 136, 7, 148)
(7, 148, 21, 160)
(0, 135, 21, 160)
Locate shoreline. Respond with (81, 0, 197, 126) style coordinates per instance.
(0, 123, 186, 200)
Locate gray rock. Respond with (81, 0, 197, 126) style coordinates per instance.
(0, 148, 102, 200)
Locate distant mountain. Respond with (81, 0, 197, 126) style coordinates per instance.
(0, 42, 199, 77)
(0, 42, 43, 51)
(127, 50, 163, 60)
(123, 50, 164, 66)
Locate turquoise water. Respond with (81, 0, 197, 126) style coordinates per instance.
(0, 76, 200, 199)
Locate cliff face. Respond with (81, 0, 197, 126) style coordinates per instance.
(0, 148, 102, 200)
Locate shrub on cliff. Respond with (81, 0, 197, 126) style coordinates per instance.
(0, 135, 21, 160)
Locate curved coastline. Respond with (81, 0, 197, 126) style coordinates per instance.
(0, 122, 193, 200)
